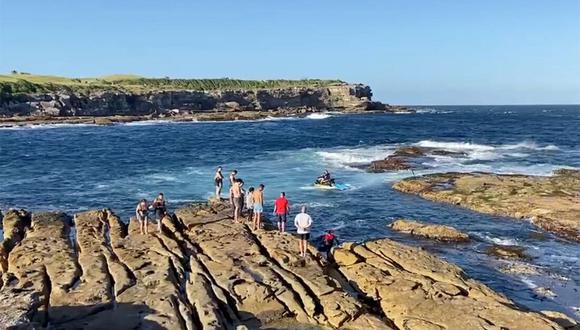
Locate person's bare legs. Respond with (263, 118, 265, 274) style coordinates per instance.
(139, 220, 145, 234)
(281, 217, 285, 233)
(144, 219, 149, 235)
(252, 213, 258, 230)
(234, 205, 240, 223)
(299, 239, 306, 257)
(157, 218, 162, 233)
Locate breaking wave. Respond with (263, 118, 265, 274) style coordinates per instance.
(306, 113, 332, 119)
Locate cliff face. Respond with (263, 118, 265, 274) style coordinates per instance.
(0, 84, 384, 117)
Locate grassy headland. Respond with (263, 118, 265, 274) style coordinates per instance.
(0, 72, 345, 97)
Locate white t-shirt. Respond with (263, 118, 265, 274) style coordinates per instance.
(294, 213, 312, 234)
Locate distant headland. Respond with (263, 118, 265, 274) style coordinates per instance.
(0, 73, 411, 127)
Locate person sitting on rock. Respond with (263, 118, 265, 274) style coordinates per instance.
(151, 193, 167, 232)
(136, 199, 150, 234)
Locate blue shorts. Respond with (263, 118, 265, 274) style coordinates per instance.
(254, 203, 263, 213)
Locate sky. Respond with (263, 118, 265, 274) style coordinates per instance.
(0, 1, 579, 105)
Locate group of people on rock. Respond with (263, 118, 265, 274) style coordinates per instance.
(132, 167, 339, 257)
(214, 166, 338, 258)
(135, 192, 167, 234)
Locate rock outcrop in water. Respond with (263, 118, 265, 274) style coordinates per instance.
(393, 170, 580, 242)
(0, 202, 564, 329)
(389, 219, 470, 242)
(367, 146, 466, 172)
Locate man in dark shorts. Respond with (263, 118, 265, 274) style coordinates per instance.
(273, 192, 290, 233)
(294, 206, 312, 258)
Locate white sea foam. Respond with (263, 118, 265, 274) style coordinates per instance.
(0, 123, 98, 130)
(473, 233, 519, 246)
(521, 277, 537, 289)
(316, 145, 394, 167)
(414, 140, 495, 152)
(499, 141, 560, 151)
(415, 108, 454, 114)
(308, 202, 335, 208)
(145, 174, 181, 182)
(306, 113, 332, 119)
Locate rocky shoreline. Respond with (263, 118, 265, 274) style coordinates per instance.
(0, 201, 574, 329)
(0, 107, 411, 129)
(393, 169, 580, 242)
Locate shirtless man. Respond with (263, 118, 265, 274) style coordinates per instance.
(252, 184, 265, 230)
(231, 178, 243, 223)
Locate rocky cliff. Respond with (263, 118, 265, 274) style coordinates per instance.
(0, 84, 388, 118)
(0, 201, 569, 330)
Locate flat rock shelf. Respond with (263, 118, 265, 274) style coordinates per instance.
(0, 201, 569, 329)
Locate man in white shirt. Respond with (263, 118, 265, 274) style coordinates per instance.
(294, 206, 312, 258)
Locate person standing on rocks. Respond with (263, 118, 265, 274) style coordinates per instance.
(229, 170, 238, 206)
(252, 184, 265, 230)
(136, 199, 150, 234)
(273, 192, 290, 233)
(231, 179, 243, 223)
(152, 193, 167, 233)
(214, 166, 224, 199)
(294, 206, 312, 257)
(245, 186, 255, 221)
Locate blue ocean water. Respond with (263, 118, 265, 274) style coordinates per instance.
(1, 105, 579, 319)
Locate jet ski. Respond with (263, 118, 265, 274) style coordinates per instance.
(313, 178, 348, 191)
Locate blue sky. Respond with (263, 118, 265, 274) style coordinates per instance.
(0, 1, 578, 104)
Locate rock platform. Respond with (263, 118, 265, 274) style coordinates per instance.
(0, 202, 565, 329)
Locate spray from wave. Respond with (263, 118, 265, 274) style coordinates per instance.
(306, 113, 332, 119)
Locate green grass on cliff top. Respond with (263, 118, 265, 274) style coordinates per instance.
(0, 72, 346, 95)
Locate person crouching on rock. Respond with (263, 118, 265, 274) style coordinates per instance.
(151, 193, 167, 233)
(294, 206, 313, 258)
(136, 199, 150, 234)
(319, 230, 339, 259)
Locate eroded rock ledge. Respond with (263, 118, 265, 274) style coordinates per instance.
(393, 170, 580, 242)
(0, 202, 565, 329)
(389, 219, 470, 242)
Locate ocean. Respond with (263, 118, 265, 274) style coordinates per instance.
(1, 105, 579, 319)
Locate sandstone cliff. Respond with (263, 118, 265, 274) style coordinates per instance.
(0, 202, 568, 329)
(0, 84, 389, 118)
